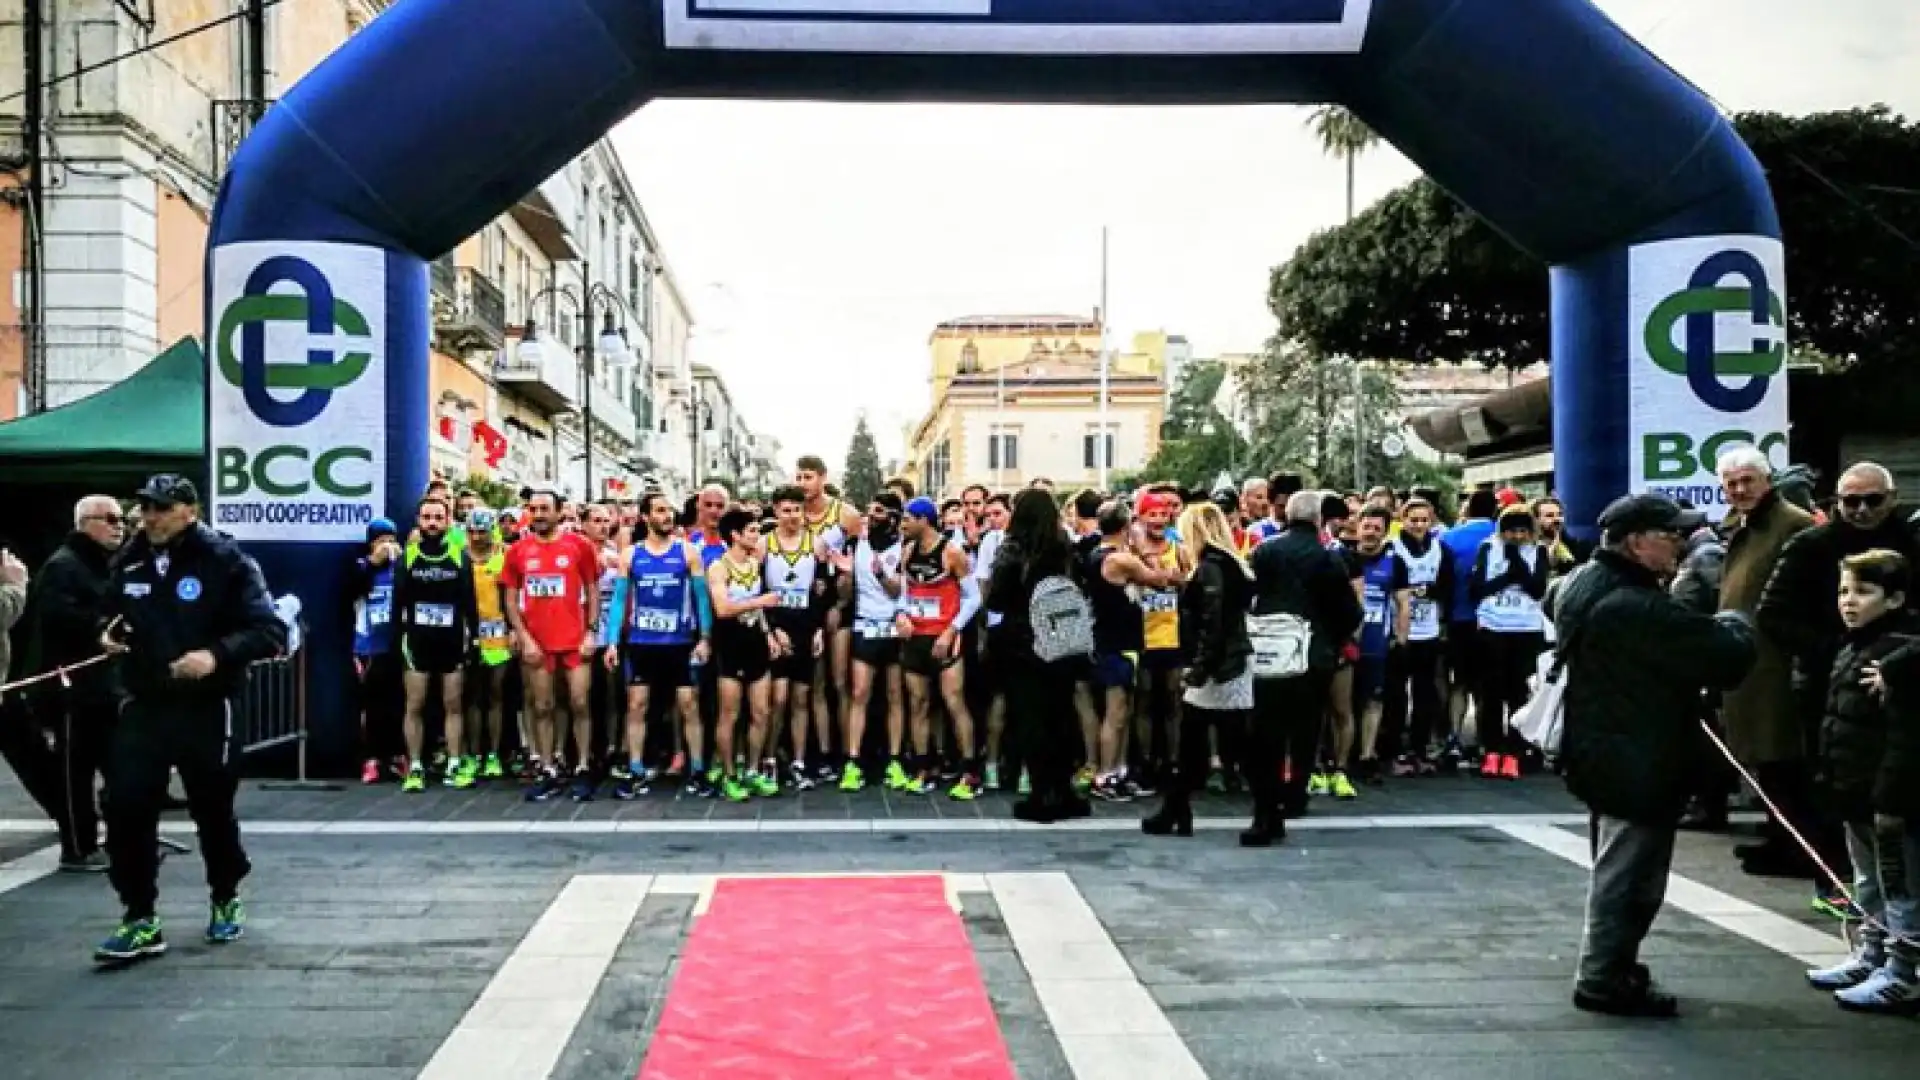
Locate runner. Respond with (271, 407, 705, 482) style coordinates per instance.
(353, 519, 402, 784)
(1085, 500, 1180, 801)
(500, 490, 601, 802)
(582, 503, 624, 795)
(895, 497, 982, 800)
(972, 493, 1010, 789)
(1387, 498, 1452, 776)
(464, 509, 512, 781)
(761, 485, 831, 788)
(795, 457, 859, 779)
(705, 507, 783, 801)
(607, 492, 711, 799)
(1348, 506, 1412, 789)
(1132, 490, 1190, 795)
(842, 493, 907, 792)
(393, 496, 480, 792)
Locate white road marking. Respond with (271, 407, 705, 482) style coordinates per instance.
(990, 871, 1208, 1080)
(418, 874, 651, 1080)
(0, 845, 61, 897)
(1498, 823, 1851, 969)
(0, 812, 1606, 837)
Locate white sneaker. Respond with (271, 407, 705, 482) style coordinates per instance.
(1807, 953, 1879, 991)
(1834, 968, 1920, 1015)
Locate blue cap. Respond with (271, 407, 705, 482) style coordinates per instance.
(905, 497, 939, 522)
(367, 517, 397, 540)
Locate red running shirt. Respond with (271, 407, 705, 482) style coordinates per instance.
(501, 531, 598, 652)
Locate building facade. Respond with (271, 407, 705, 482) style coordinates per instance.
(906, 315, 1165, 498)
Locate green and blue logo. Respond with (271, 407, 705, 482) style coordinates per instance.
(1641, 249, 1784, 414)
(216, 255, 372, 428)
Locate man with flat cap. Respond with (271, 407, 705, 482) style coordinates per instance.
(1547, 493, 1758, 1018)
(92, 474, 286, 965)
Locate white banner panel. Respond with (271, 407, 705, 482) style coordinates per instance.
(208, 242, 387, 543)
(1626, 235, 1789, 521)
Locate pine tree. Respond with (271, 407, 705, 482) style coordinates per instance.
(842, 414, 885, 508)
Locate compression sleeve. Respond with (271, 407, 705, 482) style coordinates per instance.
(952, 571, 983, 631)
(692, 571, 714, 635)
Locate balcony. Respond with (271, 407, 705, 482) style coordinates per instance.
(495, 339, 578, 416)
(435, 267, 507, 354)
(508, 174, 583, 261)
(586, 374, 637, 447)
(431, 254, 457, 303)
(211, 98, 275, 177)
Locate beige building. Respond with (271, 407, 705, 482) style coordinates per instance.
(906, 315, 1166, 498)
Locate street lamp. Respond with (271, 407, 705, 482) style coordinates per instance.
(519, 271, 641, 500)
(685, 383, 713, 490)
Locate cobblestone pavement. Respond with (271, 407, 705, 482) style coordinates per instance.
(1, 773, 1912, 1079)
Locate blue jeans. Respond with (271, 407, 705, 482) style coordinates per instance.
(1845, 819, 1920, 976)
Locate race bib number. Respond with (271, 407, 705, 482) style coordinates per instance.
(1140, 590, 1178, 614)
(415, 603, 455, 629)
(1365, 601, 1389, 626)
(368, 606, 390, 626)
(776, 588, 810, 610)
(905, 595, 942, 621)
(525, 574, 566, 600)
(1495, 589, 1527, 609)
(856, 617, 897, 640)
(633, 609, 681, 634)
(478, 619, 507, 640)
(1410, 599, 1437, 626)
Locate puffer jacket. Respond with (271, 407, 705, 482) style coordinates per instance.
(1179, 544, 1254, 686)
(1822, 612, 1920, 822)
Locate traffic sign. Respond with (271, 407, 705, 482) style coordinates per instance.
(662, 0, 1375, 55)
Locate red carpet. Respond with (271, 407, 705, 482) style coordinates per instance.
(637, 875, 1017, 1080)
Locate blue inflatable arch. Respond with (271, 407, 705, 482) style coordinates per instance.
(208, 0, 1784, 770)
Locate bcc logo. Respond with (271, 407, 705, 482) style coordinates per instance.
(1640, 249, 1787, 481)
(215, 256, 374, 499)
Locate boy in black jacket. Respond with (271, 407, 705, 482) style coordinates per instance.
(1806, 549, 1919, 1015)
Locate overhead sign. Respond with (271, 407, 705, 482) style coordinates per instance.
(209, 242, 387, 543)
(663, 0, 1374, 55)
(1626, 235, 1789, 521)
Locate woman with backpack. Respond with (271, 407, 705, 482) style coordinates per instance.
(1142, 502, 1255, 839)
(986, 489, 1094, 824)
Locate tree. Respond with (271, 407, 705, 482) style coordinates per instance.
(1138, 360, 1244, 490)
(841, 414, 884, 508)
(1236, 338, 1411, 490)
(1305, 105, 1382, 224)
(1270, 107, 1920, 390)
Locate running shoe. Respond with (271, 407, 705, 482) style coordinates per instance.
(1329, 771, 1359, 799)
(684, 773, 716, 798)
(1017, 769, 1032, 796)
(1073, 765, 1096, 795)
(444, 757, 477, 790)
(1306, 772, 1331, 797)
(839, 761, 866, 793)
(665, 752, 687, 779)
(360, 759, 381, 785)
(206, 898, 245, 944)
(401, 765, 426, 794)
(718, 775, 750, 802)
(1391, 756, 1419, 779)
(1206, 767, 1228, 795)
(1499, 755, 1522, 781)
(984, 762, 1001, 791)
(1810, 886, 1862, 921)
(525, 771, 562, 802)
(1808, 950, 1881, 991)
(788, 761, 816, 791)
(1091, 774, 1131, 802)
(884, 759, 914, 792)
(481, 753, 505, 780)
(1835, 969, 1920, 1015)
(948, 774, 979, 801)
(570, 770, 597, 802)
(1481, 753, 1504, 779)
(613, 766, 651, 801)
(94, 917, 166, 964)
(747, 771, 780, 798)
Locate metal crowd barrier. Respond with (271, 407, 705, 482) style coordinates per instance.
(239, 630, 340, 791)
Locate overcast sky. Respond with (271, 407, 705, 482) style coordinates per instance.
(610, 0, 1919, 468)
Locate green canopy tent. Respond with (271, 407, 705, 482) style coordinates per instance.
(0, 337, 204, 487)
(0, 338, 204, 566)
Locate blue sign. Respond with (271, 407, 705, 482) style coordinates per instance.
(663, 0, 1372, 55)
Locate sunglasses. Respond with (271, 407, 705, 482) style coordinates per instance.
(1840, 493, 1888, 511)
(88, 512, 125, 526)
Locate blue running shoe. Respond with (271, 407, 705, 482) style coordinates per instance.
(612, 767, 650, 801)
(570, 770, 597, 802)
(95, 917, 167, 964)
(525, 771, 561, 802)
(206, 898, 246, 944)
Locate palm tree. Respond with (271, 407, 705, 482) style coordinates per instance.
(1305, 104, 1381, 224)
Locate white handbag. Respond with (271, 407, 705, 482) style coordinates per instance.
(1512, 647, 1568, 755)
(1246, 612, 1312, 679)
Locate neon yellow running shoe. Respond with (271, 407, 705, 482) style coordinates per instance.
(481, 753, 505, 780)
(401, 766, 425, 794)
(1330, 771, 1358, 799)
(884, 759, 912, 791)
(719, 775, 750, 802)
(443, 757, 475, 790)
(1073, 765, 1096, 794)
(1306, 772, 1332, 797)
(948, 775, 978, 801)
(747, 771, 780, 798)
(839, 761, 866, 793)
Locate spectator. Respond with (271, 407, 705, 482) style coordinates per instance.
(1550, 493, 1756, 1018)
(29, 495, 128, 870)
(1714, 445, 1816, 878)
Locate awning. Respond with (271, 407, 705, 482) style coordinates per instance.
(1408, 375, 1551, 456)
(0, 337, 205, 485)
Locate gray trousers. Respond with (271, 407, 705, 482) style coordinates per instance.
(1577, 813, 1676, 989)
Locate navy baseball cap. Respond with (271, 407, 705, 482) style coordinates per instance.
(1598, 493, 1706, 541)
(905, 497, 940, 522)
(135, 474, 199, 508)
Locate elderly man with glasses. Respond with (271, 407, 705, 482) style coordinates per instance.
(1757, 462, 1920, 901)
(25, 496, 129, 871)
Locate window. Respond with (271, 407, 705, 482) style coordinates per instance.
(988, 430, 1018, 471)
(1083, 430, 1116, 470)
(923, 440, 951, 498)
(958, 342, 979, 374)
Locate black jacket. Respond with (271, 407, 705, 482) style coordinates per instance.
(28, 532, 119, 706)
(101, 523, 287, 705)
(1249, 523, 1363, 673)
(1549, 549, 1757, 826)
(1179, 544, 1254, 686)
(1821, 613, 1920, 821)
(1758, 516, 1920, 702)
(984, 537, 1075, 667)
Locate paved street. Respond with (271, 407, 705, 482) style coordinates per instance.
(1, 777, 1913, 1079)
